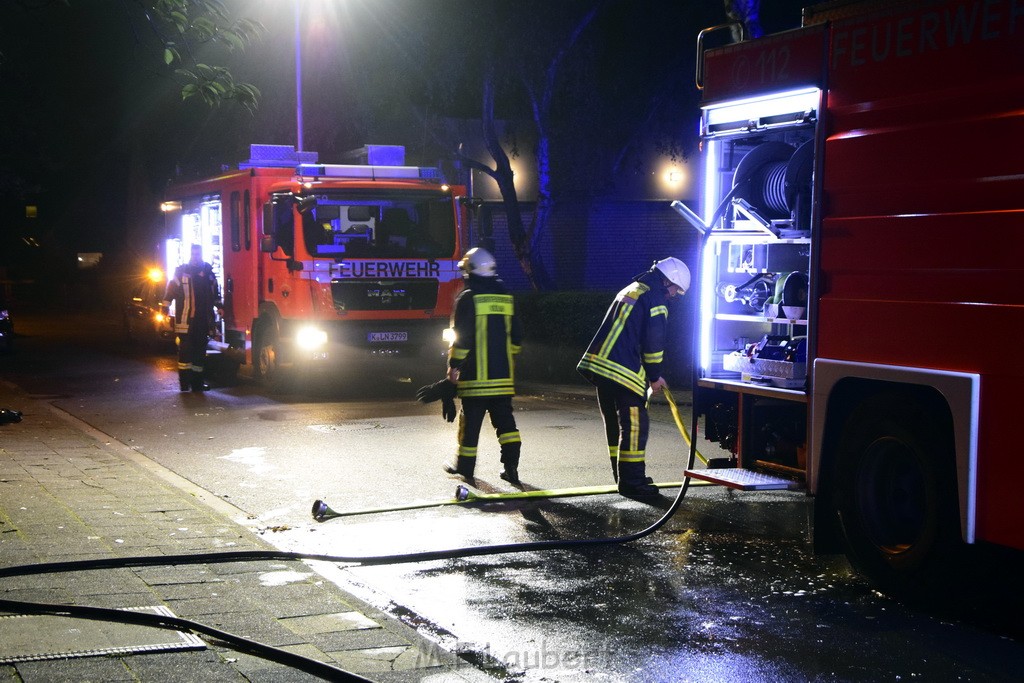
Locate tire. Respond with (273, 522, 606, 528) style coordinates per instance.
(253, 320, 287, 391)
(833, 393, 962, 596)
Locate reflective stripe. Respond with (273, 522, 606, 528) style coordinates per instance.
(643, 351, 664, 364)
(619, 450, 645, 463)
(578, 354, 647, 396)
(473, 295, 514, 316)
(498, 431, 521, 445)
(628, 406, 640, 453)
(595, 283, 648, 358)
(458, 383, 515, 398)
(650, 305, 668, 318)
(607, 445, 619, 459)
(475, 309, 488, 380)
(450, 347, 470, 361)
(458, 446, 478, 458)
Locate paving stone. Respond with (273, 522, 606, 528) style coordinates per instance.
(121, 650, 244, 682)
(0, 384, 493, 682)
(203, 611, 307, 648)
(279, 611, 382, 635)
(327, 643, 447, 673)
(10, 654, 136, 682)
(309, 627, 410, 652)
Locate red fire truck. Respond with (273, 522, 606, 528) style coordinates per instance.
(161, 144, 466, 386)
(679, 0, 1023, 592)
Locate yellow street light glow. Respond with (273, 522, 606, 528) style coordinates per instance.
(160, 201, 182, 212)
(147, 268, 165, 283)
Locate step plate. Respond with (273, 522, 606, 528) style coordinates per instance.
(685, 468, 803, 491)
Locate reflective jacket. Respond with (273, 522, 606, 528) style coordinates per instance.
(163, 261, 221, 335)
(577, 270, 669, 398)
(448, 275, 523, 398)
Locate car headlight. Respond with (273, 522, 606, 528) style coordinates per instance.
(295, 325, 328, 350)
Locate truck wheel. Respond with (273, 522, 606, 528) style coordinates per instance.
(254, 322, 281, 388)
(833, 393, 961, 596)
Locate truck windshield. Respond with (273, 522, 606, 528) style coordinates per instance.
(300, 189, 456, 260)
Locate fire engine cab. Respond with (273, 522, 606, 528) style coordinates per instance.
(161, 144, 466, 386)
(680, 0, 1024, 593)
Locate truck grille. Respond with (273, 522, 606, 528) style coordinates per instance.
(331, 280, 438, 311)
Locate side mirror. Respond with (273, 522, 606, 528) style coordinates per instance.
(458, 196, 484, 211)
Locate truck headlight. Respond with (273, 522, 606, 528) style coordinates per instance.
(296, 325, 328, 350)
(442, 327, 456, 345)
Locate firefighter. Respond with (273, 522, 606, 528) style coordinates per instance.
(163, 244, 222, 392)
(444, 247, 524, 484)
(577, 257, 690, 498)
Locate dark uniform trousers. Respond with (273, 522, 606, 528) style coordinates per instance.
(178, 317, 211, 382)
(457, 396, 521, 474)
(596, 380, 649, 482)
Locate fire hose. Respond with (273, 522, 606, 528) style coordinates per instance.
(0, 388, 704, 681)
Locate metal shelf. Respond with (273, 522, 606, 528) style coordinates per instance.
(698, 377, 808, 402)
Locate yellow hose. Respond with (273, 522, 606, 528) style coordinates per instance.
(662, 386, 709, 466)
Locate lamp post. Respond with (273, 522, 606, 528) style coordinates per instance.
(294, 1, 304, 152)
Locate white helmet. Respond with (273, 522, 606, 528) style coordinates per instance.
(459, 247, 498, 277)
(654, 257, 690, 292)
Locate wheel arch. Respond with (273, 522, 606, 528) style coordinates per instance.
(811, 359, 979, 549)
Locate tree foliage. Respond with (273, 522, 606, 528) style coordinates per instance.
(137, 0, 265, 112)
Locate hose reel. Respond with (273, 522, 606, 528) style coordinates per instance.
(731, 139, 814, 231)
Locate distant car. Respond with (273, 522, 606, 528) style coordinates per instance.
(123, 276, 175, 350)
(0, 300, 13, 353)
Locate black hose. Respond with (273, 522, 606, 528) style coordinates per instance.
(0, 394, 702, 680)
(0, 467, 697, 682)
(0, 236, 707, 681)
(0, 597, 370, 682)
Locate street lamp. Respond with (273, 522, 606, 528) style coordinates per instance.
(294, 1, 304, 151)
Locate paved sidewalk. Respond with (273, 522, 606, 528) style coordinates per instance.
(0, 379, 494, 683)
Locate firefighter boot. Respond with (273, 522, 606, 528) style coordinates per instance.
(499, 443, 521, 486)
(443, 456, 476, 483)
(190, 370, 210, 393)
(617, 461, 658, 499)
(178, 370, 190, 392)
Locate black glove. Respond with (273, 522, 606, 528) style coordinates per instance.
(441, 396, 457, 423)
(416, 378, 458, 423)
(0, 408, 23, 425)
(416, 378, 457, 404)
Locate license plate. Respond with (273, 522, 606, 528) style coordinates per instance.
(368, 331, 408, 342)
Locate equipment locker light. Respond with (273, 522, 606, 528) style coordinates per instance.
(699, 236, 721, 374)
(702, 138, 720, 226)
(702, 87, 819, 128)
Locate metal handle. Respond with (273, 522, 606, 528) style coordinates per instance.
(695, 22, 743, 91)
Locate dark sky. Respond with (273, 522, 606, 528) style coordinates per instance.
(0, 0, 807, 267)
